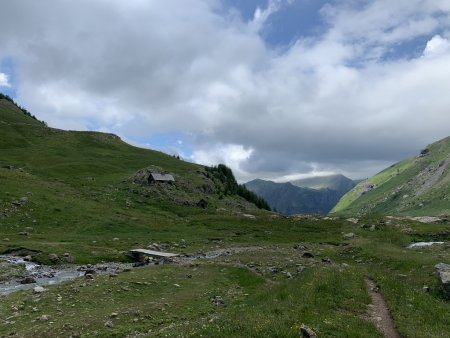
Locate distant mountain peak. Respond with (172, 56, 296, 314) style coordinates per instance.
(244, 176, 356, 215)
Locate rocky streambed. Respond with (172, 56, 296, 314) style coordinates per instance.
(0, 247, 264, 295)
(0, 255, 134, 295)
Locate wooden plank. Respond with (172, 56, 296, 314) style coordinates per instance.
(130, 249, 179, 258)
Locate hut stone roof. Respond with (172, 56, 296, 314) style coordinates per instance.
(150, 173, 175, 182)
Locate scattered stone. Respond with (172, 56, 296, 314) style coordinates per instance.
(104, 320, 114, 328)
(302, 252, 314, 259)
(212, 295, 224, 306)
(113, 237, 119, 241)
(293, 244, 307, 250)
(110, 312, 119, 318)
(285, 272, 292, 278)
(3, 238, 10, 241)
(33, 286, 46, 294)
(423, 285, 430, 293)
(435, 263, 450, 299)
(48, 254, 59, 263)
(18, 231, 29, 236)
(321, 257, 332, 263)
(20, 277, 36, 284)
(242, 213, 256, 219)
(84, 268, 96, 276)
(173, 284, 181, 288)
(296, 265, 305, 273)
(343, 232, 356, 239)
(23, 255, 33, 262)
(300, 325, 317, 338)
(346, 218, 359, 224)
(39, 315, 50, 322)
(268, 267, 280, 274)
(64, 255, 75, 263)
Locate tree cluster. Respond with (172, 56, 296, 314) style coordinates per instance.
(206, 164, 271, 211)
(0, 92, 46, 125)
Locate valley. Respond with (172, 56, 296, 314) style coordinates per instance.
(1, 96, 449, 337)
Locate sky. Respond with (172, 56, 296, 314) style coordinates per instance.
(1, 0, 450, 182)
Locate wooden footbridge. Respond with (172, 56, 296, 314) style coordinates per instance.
(129, 249, 179, 262)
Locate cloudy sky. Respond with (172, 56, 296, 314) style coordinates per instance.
(1, 0, 450, 182)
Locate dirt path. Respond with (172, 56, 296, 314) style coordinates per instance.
(366, 279, 402, 338)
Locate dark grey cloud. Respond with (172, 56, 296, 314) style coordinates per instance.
(1, 0, 450, 181)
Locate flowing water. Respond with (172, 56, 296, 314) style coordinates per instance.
(407, 241, 445, 248)
(0, 255, 133, 295)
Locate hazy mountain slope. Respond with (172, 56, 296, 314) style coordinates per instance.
(245, 179, 341, 215)
(291, 174, 357, 195)
(332, 136, 450, 216)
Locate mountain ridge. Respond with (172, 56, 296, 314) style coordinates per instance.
(332, 136, 450, 216)
(245, 175, 356, 215)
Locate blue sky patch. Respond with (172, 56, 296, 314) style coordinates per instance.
(0, 58, 17, 98)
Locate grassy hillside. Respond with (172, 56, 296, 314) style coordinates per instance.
(332, 137, 450, 216)
(0, 96, 264, 264)
(1, 97, 450, 337)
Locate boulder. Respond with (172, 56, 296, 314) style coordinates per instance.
(435, 263, 450, 299)
(20, 276, 36, 284)
(48, 253, 59, 263)
(33, 286, 46, 293)
(300, 325, 317, 338)
(343, 232, 356, 239)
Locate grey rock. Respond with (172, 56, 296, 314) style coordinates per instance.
(300, 325, 317, 338)
(435, 263, 450, 299)
(302, 252, 314, 258)
(33, 286, 46, 293)
(212, 295, 224, 306)
(20, 276, 36, 284)
(48, 253, 59, 263)
(343, 232, 356, 239)
(39, 315, 50, 322)
(64, 255, 75, 263)
(104, 320, 114, 328)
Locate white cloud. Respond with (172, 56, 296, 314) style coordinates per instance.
(423, 35, 450, 57)
(0, 73, 10, 87)
(1, 0, 450, 181)
(192, 144, 253, 182)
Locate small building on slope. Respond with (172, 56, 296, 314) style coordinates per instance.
(149, 173, 175, 184)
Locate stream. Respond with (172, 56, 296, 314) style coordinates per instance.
(0, 255, 134, 295)
(0, 247, 261, 296)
